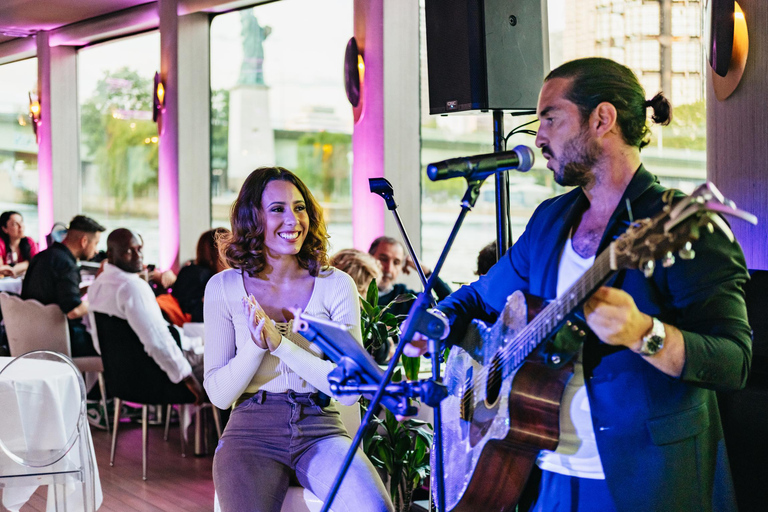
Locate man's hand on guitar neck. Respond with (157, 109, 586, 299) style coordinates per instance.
(584, 286, 685, 378)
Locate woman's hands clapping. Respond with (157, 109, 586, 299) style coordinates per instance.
(243, 294, 282, 352)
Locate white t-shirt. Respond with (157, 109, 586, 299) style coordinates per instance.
(536, 236, 606, 479)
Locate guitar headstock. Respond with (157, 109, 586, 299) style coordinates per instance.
(610, 182, 757, 276)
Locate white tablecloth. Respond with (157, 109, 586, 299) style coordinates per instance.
(0, 277, 22, 295)
(0, 356, 103, 511)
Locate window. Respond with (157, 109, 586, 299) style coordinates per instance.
(419, 0, 707, 286)
(210, 0, 354, 254)
(0, 58, 39, 239)
(78, 32, 160, 263)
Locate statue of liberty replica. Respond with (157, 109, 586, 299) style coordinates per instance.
(228, 10, 275, 191)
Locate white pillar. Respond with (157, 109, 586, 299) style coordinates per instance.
(178, 12, 212, 264)
(158, 0, 180, 271)
(36, 32, 54, 246)
(383, 0, 421, 260)
(352, 0, 421, 261)
(49, 45, 81, 226)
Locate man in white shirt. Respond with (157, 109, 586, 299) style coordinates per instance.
(89, 228, 205, 404)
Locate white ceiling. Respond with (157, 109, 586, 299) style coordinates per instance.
(0, 0, 151, 44)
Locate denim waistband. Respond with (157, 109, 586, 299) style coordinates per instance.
(234, 390, 322, 407)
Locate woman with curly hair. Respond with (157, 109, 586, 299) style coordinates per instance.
(203, 167, 392, 512)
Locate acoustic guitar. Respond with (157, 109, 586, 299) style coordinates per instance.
(434, 183, 757, 511)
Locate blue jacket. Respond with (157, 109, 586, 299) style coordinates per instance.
(439, 166, 751, 511)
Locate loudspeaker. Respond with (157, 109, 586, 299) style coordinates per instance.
(425, 0, 550, 114)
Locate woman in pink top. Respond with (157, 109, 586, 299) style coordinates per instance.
(0, 211, 38, 277)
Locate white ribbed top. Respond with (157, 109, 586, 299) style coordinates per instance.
(203, 267, 362, 409)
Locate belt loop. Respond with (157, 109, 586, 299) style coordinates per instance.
(255, 390, 267, 404)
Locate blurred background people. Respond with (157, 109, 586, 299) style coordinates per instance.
(475, 240, 498, 277)
(171, 228, 230, 322)
(368, 236, 451, 317)
(0, 211, 38, 277)
(22, 215, 105, 357)
(89, 228, 205, 403)
(330, 248, 382, 297)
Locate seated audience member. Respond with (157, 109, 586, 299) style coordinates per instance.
(171, 228, 230, 322)
(330, 248, 382, 297)
(368, 236, 451, 317)
(0, 211, 39, 277)
(22, 215, 104, 357)
(88, 228, 205, 403)
(331, 248, 391, 363)
(475, 240, 498, 276)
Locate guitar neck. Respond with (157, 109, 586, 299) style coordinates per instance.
(501, 249, 616, 376)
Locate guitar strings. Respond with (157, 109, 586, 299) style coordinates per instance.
(460, 251, 613, 407)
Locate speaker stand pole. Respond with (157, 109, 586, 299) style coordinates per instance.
(493, 110, 512, 259)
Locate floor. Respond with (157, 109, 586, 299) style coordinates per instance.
(1, 418, 216, 512)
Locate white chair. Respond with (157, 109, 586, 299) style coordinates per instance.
(0, 350, 98, 511)
(213, 402, 362, 512)
(0, 292, 110, 433)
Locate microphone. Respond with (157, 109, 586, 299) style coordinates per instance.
(426, 145, 535, 182)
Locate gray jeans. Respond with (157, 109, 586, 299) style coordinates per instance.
(213, 391, 393, 512)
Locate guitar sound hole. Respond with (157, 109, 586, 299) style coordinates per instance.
(485, 352, 503, 407)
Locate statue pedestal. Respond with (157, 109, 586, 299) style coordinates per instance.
(227, 84, 275, 191)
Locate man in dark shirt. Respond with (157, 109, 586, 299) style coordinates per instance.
(22, 215, 106, 357)
(368, 236, 451, 318)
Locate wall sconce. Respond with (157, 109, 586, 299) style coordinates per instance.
(707, 0, 749, 101)
(28, 92, 41, 142)
(153, 71, 165, 123)
(344, 37, 365, 123)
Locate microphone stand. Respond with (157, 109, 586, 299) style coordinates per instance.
(369, 178, 434, 306)
(319, 178, 483, 512)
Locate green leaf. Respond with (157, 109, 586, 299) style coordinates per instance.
(391, 293, 417, 304)
(366, 278, 379, 306)
(402, 355, 420, 381)
(361, 299, 376, 319)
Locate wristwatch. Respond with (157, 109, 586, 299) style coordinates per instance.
(638, 317, 665, 356)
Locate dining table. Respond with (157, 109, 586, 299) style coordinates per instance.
(0, 356, 103, 511)
(0, 276, 23, 295)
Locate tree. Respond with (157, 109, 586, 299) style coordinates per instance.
(80, 67, 158, 214)
(294, 131, 351, 203)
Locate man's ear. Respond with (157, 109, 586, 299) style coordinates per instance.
(592, 101, 617, 138)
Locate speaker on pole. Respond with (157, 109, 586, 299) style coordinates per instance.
(425, 0, 550, 114)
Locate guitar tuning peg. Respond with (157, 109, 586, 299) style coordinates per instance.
(678, 241, 695, 260)
(642, 259, 655, 278)
(662, 251, 675, 268)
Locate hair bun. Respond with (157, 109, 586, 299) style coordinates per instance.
(646, 93, 672, 126)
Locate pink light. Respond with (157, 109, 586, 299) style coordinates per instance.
(352, 0, 385, 252)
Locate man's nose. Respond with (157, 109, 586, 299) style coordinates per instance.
(534, 129, 546, 148)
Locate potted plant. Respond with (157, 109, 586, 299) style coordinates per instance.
(359, 279, 420, 379)
(362, 404, 433, 512)
(358, 279, 432, 512)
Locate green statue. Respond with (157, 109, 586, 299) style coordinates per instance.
(238, 10, 271, 86)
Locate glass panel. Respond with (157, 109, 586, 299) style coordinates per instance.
(419, 1, 561, 287)
(419, 0, 707, 285)
(78, 32, 160, 263)
(0, 58, 39, 240)
(551, 0, 706, 187)
(210, 0, 353, 253)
